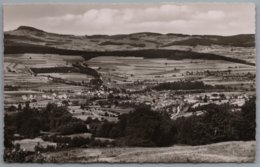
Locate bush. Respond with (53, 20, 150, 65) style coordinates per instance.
(58, 122, 88, 135)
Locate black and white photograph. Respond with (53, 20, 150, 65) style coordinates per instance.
(3, 3, 256, 163)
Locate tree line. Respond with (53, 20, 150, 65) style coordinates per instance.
(152, 81, 224, 91)
(5, 42, 255, 66)
(87, 97, 256, 146)
(31, 63, 100, 78)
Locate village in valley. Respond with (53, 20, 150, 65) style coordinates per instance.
(5, 43, 255, 123)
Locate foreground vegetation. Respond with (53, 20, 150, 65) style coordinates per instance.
(4, 91, 255, 162)
(92, 97, 255, 146)
(5, 96, 255, 147)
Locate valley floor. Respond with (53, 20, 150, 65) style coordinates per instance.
(42, 141, 255, 163)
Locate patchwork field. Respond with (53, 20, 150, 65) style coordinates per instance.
(5, 52, 255, 88)
(87, 56, 255, 88)
(4, 54, 91, 85)
(4, 53, 255, 105)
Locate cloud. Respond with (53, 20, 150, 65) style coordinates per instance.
(4, 3, 255, 35)
(192, 10, 225, 20)
(44, 5, 192, 25)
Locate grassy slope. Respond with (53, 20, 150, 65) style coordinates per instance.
(43, 141, 255, 163)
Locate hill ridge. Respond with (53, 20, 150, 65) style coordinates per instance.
(10, 25, 254, 38)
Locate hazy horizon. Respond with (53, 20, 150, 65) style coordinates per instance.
(4, 3, 255, 36)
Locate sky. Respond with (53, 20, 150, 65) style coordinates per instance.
(3, 3, 255, 36)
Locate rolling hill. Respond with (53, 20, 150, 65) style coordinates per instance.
(5, 26, 255, 51)
(4, 26, 255, 66)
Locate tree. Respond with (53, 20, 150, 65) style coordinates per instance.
(107, 93, 114, 99)
(62, 100, 69, 106)
(18, 117, 42, 137)
(114, 100, 119, 106)
(85, 117, 93, 124)
(18, 104, 22, 111)
(115, 107, 176, 147)
(90, 78, 103, 86)
(25, 101, 30, 109)
(58, 122, 88, 135)
(8, 105, 16, 112)
(240, 97, 256, 140)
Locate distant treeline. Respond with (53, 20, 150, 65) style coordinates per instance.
(153, 81, 224, 91)
(31, 67, 76, 73)
(99, 41, 146, 47)
(162, 34, 255, 47)
(4, 44, 255, 66)
(30, 64, 100, 78)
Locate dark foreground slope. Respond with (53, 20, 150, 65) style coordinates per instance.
(41, 141, 255, 163)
